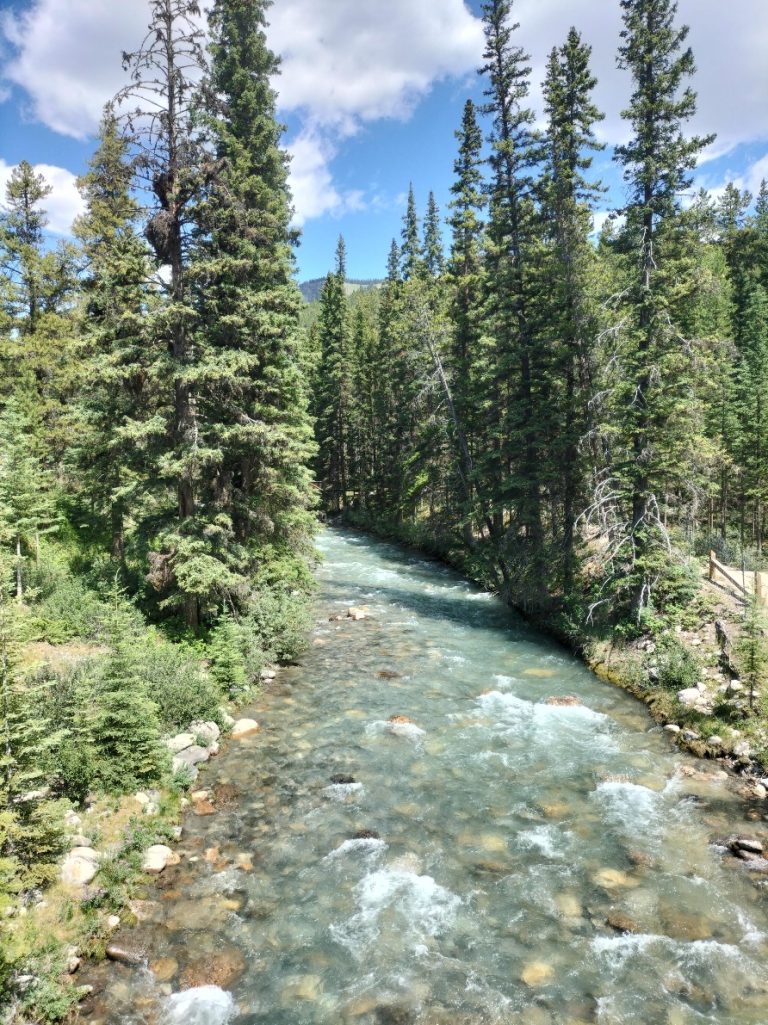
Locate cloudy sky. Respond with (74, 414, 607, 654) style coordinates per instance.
(1, 0, 767, 280)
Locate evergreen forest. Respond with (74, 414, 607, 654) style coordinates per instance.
(1, 0, 768, 1020)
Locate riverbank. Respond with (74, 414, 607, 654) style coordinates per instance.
(341, 511, 768, 791)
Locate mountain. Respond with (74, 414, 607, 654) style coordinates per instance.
(298, 278, 383, 304)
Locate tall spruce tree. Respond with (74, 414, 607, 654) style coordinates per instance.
(611, 0, 715, 617)
(540, 28, 604, 591)
(423, 192, 445, 277)
(188, 0, 316, 616)
(314, 238, 352, 512)
(400, 184, 423, 281)
(478, 0, 543, 593)
(71, 112, 155, 563)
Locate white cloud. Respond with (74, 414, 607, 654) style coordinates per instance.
(2, 0, 766, 224)
(512, 0, 768, 160)
(0, 159, 84, 235)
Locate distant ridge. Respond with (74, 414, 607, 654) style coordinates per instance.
(298, 278, 383, 304)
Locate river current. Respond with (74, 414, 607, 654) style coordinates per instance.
(86, 528, 768, 1025)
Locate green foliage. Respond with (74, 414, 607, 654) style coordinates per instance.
(652, 635, 701, 691)
(131, 637, 222, 732)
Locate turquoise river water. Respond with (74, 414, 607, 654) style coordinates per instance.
(84, 528, 768, 1025)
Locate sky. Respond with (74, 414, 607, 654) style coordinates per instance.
(1, 0, 767, 282)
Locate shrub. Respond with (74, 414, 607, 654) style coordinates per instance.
(131, 637, 222, 731)
(245, 586, 312, 663)
(653, 636, 700, 690)
(208, 616, 265, 698)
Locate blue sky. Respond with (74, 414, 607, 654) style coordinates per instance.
(1, 0, 767, 282)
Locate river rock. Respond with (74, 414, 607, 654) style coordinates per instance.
(189, 720, 220, 746)
(173, 745, 211, 770)
(734, 836, 764, 855)
(347, 607, 369, 621)
(282, 975, 323, 1001)
(106, 942, 145, 966)
(179, 947, 245, 991)
(545, 695, 581, 706)
(677, 687, 704, 707)
(167, 732, 195, 754)
(734, 739, 752, 758)
(520, 962, 554, 987)
(592, 868, 638, 891)
(606, 911, 639, 933)
(231, 718, 259, 739)
(151, 957, 179, 982)
(663, 723, 681, 734)
(142, 844, 175, 874)
(69, 834, 93, 848)
(61, 849, 100, 886)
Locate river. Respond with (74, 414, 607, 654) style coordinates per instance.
(84, 528, 768, 1025)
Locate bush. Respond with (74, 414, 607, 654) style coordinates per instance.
(653, 636, 700, 690)
(245, 586, 312, 663)
(208, 616, 265, 698)
(33, 574, 108, 643)
(131, 637, 222, 731)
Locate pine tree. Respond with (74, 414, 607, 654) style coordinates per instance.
(71, 112, 155, 563)
(610, 0, 715, 618)
(0, 400, 60, 602)
(540, 27, 604, 591)
(423, 191, 444, 277)
(478, 0, 543, 592)
(0, 586, 65, 887)
(400, 184, 423, 280)
(314, 238, 352, 512)
(183, 0, 316, 620)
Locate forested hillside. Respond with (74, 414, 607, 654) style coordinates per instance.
(311, 1, 768, 640)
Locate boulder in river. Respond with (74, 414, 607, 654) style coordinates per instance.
(189, 720, 220, 746)
(231, 718, 259, 739)
(606, 910, 639, 933)
(179, 946, 245, 991)
(142, 844, 176, 874)
(347, 607, 369, 621)
(330, 773, 357, 784)
(545, 696, 582, 706)
(167, 732, 195, 753)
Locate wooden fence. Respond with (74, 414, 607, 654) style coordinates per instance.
(709, 550, 767, 606)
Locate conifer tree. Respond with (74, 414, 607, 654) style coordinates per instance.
(315, 237, 352, 512)
(611, 0, 715, 617)
(478, 0, 543, 589)
(71, 112, 155, 563)
(117, 0, 208, 629)
(187, 0, 316, 616)
(423, 191, 445, 277)
(400, 184, 423, 280)
(540, 27, 604, 590)
(0, 400, 60, 602)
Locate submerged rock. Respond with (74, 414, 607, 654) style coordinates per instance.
(163, 986, 235, 1025)
(520, 961, 554, 986)
(606, 911, 639, 933)
(545, 695, 582, 706)
(231, 718, 259, 739)
(179, 947, 245, 991)
(105, 942, 145, 967)
(330, 773, 357, 784)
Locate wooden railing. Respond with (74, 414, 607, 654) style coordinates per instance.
(709, 550, 766, 605)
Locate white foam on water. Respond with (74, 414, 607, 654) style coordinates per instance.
(592, 781, 665, 844)
(366, 720, 426, 741)
(516, 823, 568, 860)
(322, 782, 364, 802)
(492, 674, 517, 688)
(325, 837, 388, 860)
(330, 867, 462, 957)
(162, 986, 235, 1025)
